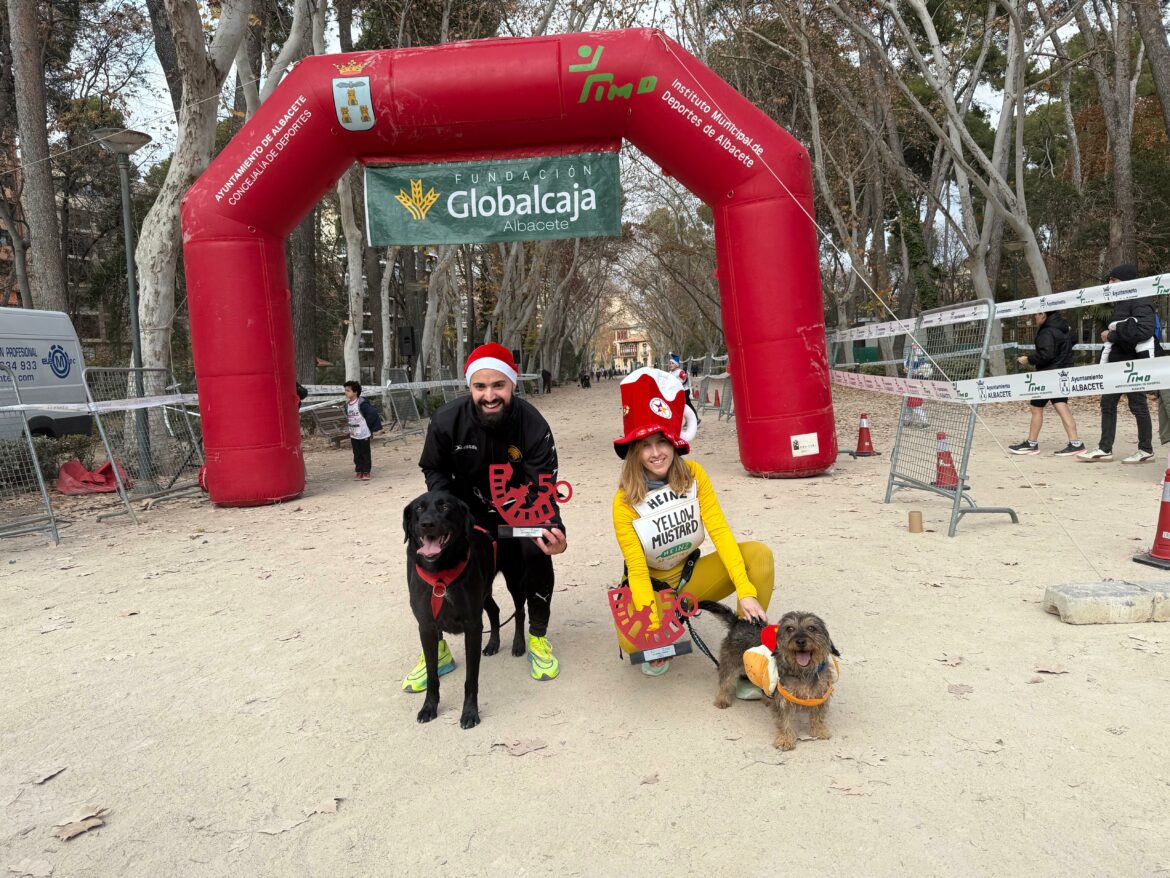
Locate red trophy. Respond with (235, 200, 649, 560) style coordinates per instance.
(488, 463, 572, 539)
(608, 582, 699, 664)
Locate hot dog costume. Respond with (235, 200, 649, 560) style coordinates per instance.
(610, 368, 774, 652)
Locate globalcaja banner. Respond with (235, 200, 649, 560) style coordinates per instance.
(364, 152, 621, 246)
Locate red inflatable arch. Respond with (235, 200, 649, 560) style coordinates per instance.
(181, 28, 837, 506)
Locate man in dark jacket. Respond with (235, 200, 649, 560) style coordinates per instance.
(405, 343, 567, 692)
(1080, 264, 1157, 463)
(1010, 311, 1085, 456)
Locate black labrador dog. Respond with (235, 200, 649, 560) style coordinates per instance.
(404, 490, 501, 729)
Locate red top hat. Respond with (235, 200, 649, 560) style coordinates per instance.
(613, 368, 690, 459)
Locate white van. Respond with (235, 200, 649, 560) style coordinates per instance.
(0, 307, 89, 440)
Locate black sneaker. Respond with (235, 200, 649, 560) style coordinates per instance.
(1008, 440, 1040, 455)
(1053, 442, 1086, 457)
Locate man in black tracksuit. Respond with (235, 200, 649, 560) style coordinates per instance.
(1080, 264, 1158, 464)
(405, 343, 566, 692)
(1010, 311, 1084, 456)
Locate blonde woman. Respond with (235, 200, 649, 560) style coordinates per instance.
(611, 368, 774, 682)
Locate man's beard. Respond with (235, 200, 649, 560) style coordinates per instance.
(474, 396, 513, 429)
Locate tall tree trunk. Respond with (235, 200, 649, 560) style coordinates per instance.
(336, 168, 365, 380)
(289, 209, 317, 382)
(144, 0, 182, 113)
(1132, 0, 1170, 143)
(7, 0, 68, 312)
(137, 0, 249, 375)
(0, 196, 31, 307)
(380, 245, 398, 387)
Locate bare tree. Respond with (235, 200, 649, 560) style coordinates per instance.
(1074, 0, 1142, 263)
(6, 0, 68, 311)
(1132, 0, 1170, 143)
(135, 0, 250, 374)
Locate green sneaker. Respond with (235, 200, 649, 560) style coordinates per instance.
(527, 634, 559, 681)
(735, 677, 764, 700)
(402, 640, 455, 693)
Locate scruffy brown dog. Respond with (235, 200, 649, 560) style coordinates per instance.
(700, 602, 840, 751)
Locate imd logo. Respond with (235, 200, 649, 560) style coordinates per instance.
(396, 179, 439, 221)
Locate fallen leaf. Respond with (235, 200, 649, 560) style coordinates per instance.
(7, 858, 53, 877)
(640, 773, 659, 785)
(833, 749, 887, 767)
(828, 784, 872, 797)
(585, 560, 601, 567)
(947, 683, 974, 698)
(936, 655, 963, 667)
(39, 622, 71, 635)
(305, 797, 341, 816)
(30, 767, 66, 785)
(491, 739, 547, 756)
(276, 631, 302, 642)
(1028, 676, 1045, 684)
(1034, 664, 1068, 675)
(119, 610, 139, 618)
(52, 806, 108, 841)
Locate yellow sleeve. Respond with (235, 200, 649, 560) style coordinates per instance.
(690, 461, 757, 600)
(612, 489, 659, 624)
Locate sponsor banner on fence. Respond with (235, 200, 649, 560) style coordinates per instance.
(831, 356, 1170, 403)
(829, 274, 1170, 343)
(364, 153, 621, 246)
(0, 394, 199, 415)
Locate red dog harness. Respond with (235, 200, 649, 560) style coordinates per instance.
(414, 526, 495, 619)
(415, 553, 470, 619)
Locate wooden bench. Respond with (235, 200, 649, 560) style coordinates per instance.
(310, 403, 351, 448)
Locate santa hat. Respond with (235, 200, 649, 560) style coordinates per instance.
(613, 367, 690, 459)
(464, 342, 518, 386)
(670, 354, 681, 365)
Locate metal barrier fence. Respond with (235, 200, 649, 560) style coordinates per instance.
(883, 300, 1018, 536)
(84, 367, 204, 521)
(0, 364, 60, 544)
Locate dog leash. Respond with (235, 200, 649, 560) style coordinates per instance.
(651, 550, 721, 669)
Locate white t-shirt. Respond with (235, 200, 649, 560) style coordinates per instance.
(346, 398, 371, 440)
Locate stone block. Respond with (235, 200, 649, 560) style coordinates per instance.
(1043, 582, 1155, 625)
(1140, 582, 1170, 622)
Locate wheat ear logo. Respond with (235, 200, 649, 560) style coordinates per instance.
(396, 180, 439, 221)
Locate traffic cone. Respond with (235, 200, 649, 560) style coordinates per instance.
(932, 432, 959, 489)
(849, 412, 879, 458)
(713, 388, 721, 408)
(903, 397, 928, 427)
(1134, 471, 1170, 569)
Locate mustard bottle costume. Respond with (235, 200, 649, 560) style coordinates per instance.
(610, 368, 774, 654)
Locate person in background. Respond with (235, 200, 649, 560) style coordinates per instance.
(1080, 264, 1159, 464)
(1009, 311, 1084, 456)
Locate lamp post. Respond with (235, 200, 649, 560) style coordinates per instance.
(94, 128, 152, 474)
(94, 128, 151, 374)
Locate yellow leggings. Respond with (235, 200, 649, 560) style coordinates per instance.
(616, 541, 775, 653)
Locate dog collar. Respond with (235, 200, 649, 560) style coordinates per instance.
(415, 552, 470, 619)
(773, 657, 840, 707)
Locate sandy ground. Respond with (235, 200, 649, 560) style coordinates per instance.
(2, 382, 1169, 878)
